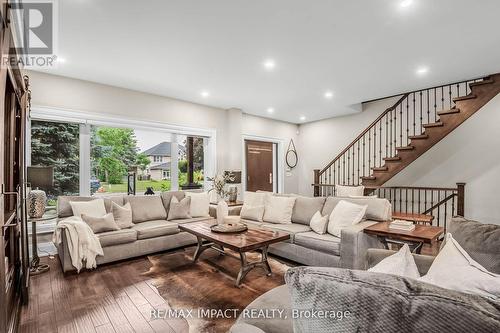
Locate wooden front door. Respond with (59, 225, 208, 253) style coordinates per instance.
(245, 140, 274, 192)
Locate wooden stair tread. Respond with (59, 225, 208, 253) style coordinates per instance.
(372, 166, 388, 171)
(422, 121, 443, 128)
(469, 79, 493, 88)
(392, 212, 434, 224)
(361, 176, 376, 180)
(383, 156, 401, 162)
(453, 94, 476, 102)
(396, 146, 414, 151)
(408, 134, 428, 140)
(437, 108, 460, 116)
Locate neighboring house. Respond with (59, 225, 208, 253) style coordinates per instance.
(142, 142, 172, 180)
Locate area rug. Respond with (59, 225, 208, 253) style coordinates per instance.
(146, 247, 292, 333)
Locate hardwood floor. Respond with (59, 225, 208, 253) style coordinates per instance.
(19, 255, 189, 333)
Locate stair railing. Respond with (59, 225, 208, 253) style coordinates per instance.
(313, 77, 485, 197)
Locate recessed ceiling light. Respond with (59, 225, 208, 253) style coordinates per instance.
(324, 91, 334, 99)
(400, 0, 413, 8)
(56, 56, 66, 63)
(300, 116, 306, 121)
(267, 107, 275, 114)
(200, 90, 210, 98)
(263, 59, 276, 71)
(416, 66, 429, 75)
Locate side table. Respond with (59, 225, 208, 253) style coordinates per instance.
(363, 221, 444, 254)
(28, 211, 57, 275)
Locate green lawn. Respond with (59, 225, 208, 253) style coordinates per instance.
(99, 180, 172, 194)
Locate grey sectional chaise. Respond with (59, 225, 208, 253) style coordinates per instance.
(241, 196, 389, 269)
(231, 217, 500, 333)
(56, 191, 209, 272)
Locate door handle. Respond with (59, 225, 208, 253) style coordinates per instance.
(269, 173, 273, 184)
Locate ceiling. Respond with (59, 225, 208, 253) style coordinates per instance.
(34, 0, 500, 123)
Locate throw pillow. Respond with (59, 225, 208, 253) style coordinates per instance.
(309, 211, 329, 234)
(335, 185, 365, 197)
(263, 196, 296, 224)
(70, 198, 107, 218)
(125, 196, 167, 223)
(291, 196, 326, 225)
(111, 202, 134, 229)
(185, 192, 210, 217)
(243, 191, 268, 206)
(81, 212, 120, 234)
(167, 196, 192, 220)
(419, 233, 500, 299)
(240, 205, 265, 222)
(368, 244, 420, 279)
(327, 200, 367, 237)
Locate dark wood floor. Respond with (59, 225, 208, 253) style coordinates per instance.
(19, 255, 189, 333)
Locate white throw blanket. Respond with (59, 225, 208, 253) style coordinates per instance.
(53, 216, 104, 272)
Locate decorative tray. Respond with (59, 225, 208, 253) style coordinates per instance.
(210, 222, 248, 233)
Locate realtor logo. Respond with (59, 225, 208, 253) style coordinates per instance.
(6, 0, 58, 68)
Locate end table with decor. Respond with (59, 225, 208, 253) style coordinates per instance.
(28, 210, 57, 275)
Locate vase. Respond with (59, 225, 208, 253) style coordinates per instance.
(216, 200, 229, 225)
(28, 189, 47, 218)
(228, 186, 238, 202)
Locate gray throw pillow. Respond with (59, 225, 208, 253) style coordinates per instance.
(81, 213, 120, 234)
(292, 196, 326, 225)
(112, 202, 134, 229)
(160, 191, 186, 215)
(167, 196, 191, 220)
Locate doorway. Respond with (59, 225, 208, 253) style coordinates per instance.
(245, 140, 276, 192)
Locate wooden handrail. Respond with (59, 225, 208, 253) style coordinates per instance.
(320, 93, 409, 174)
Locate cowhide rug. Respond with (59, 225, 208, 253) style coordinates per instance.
(145, 246, 293, 333)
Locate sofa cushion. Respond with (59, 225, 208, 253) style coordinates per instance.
(291, 196, 326, 225)
(294, 231, 341, 256)
(322, 196, 391, 221)
(263, 196, 296, 224)
(125, 196, 167, 223)
(448, 217, 500, 274)
(240, 219, 264, 228)
(132, 220, 180, 240)
(103, 196, 125, 213)
(112, 202, 134, 229)
(169, 216, 213, 224)
(261, 223, 311, 242)
(160, 191, 186, 215)
(285, 266, 500, 333)
(97, 229, 137, 247)
(335, 185, 365, 197)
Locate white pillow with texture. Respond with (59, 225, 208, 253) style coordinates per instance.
(70, 199, 106, 218)
(240, 205, 265, 222)
(336, 185, 365, 197)
(310, 211, 329, 234)
(368, 244, 420, 279)
(327, 200, 367, 237)
(185, 192, 210, 217)
(419, 234, 500, 299)
(263, 196, 296, 224)
(243, 191, 268, 206)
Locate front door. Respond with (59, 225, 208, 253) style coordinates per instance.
(245, 140, 274, 192)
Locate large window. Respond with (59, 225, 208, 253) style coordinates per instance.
(178, 135, 205, 189)
(30, 120, 80, 205)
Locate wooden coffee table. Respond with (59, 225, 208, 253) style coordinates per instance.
(363, 222, 444, 254)
(179, 220, 290, 287)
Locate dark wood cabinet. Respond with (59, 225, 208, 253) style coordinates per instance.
(0, 4, 30, 333)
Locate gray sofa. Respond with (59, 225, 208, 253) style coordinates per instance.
(240, 196, 389, 269)
(231, 217, 500, 332)
(56, 191, 211, 272)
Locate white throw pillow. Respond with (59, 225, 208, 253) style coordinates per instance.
(310, 211, 329, 234)
(327, 200, 367, 237)
(243, 191, 268, 206)
(70, 199, 106, 218)
(336, 185, 365, 197)
(419, 234, 500, 299)
(368, 244, 420, 279)
(185, 192, 210, 217)
(240, 205, 265, 222)
(263, 196, 296, 224)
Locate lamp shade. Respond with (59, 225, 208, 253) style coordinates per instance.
(27, 166, 54, 189)
(224, 170, 242, 184)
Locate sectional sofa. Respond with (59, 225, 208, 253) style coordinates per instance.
(55, 191, 388, 272)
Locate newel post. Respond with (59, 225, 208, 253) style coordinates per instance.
(456, 182, 466, 217)
(313, 169, 320, 197)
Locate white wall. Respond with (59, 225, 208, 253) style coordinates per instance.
(27, 71, 299, 193)
(296, 96, 401, 195)
(387, 93, 500, 224)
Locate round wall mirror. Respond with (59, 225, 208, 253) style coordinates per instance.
(286, 139, 298, 169)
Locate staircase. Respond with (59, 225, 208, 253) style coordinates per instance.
(314, 73, 500, 193)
